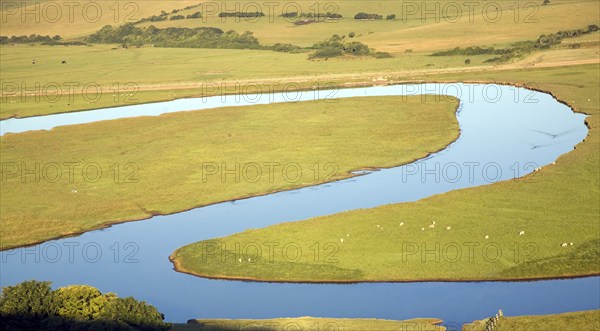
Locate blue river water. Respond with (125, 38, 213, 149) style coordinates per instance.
(0, 84, 597, 328)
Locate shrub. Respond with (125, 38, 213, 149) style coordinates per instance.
(0, 280, 56, 318)
(348, 32, 355, 38)
(186, 12, 202, 19)
(354, 13, 383, 20)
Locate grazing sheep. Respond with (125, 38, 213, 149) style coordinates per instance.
(71, 189, 78, 193)
(519, 231, 525, 236)
(570, 242, 573, 246)
(446, 226, 451, 230)
(247, 258, 252, 262)
(238, 258, 242, 263)
(346, 234, 350, 237)
(484, 235, 489, 239)
(561, 243, 568, 247)
(376, 224, 380, 228)
(340, 238, 344, 243)
(399, 222, 404, 227)
(421, 227, 425, 231)
(428, 224, 435, 228)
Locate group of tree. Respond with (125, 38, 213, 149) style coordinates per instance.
(280, 12, 342, 19)
(0, 280, 168, 331)
(86, 24, 261, 50)
(0, 34, 61, 44)
(134, 3, 202, 24)
(218, 11, 265, 18)
(309, 34, 392, 59)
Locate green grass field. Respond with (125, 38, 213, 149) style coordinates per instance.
(171, 63, 600, 282)
(0, 96, 459, 249)
(464, 310, 600, 331)
(0, 43, 486, 119)
(172, 317, 445, 331)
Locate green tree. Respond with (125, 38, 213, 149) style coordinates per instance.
(54, 285, 110, 320)
(0, 280, 56, 317)
(104, 297, 166, 328)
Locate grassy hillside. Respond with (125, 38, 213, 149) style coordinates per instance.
(171, 63, 600, 282)
(0, 1, 200, 39)
(2, 0, 598, 52)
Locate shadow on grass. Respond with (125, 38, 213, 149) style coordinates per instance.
(0, 313, 170, 331)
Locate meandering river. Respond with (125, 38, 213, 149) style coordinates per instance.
(1, 84, 597, 327)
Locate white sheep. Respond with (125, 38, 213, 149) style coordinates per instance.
(446, 226, 451, 230)
(399, 222, 404, 227)
(340, 238, 344, 243)
(519, 231, 525, 236)
(421, 227, 425, 231)
(485, 235, 489, 239)
(561, 243, 568, 247)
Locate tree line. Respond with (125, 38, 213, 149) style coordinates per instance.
(432, 24, 600, 63)
(0, 280, 168, 331)
(86, 24, 261, 50)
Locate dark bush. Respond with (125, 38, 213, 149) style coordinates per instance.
(354, 13, 383, 20)
(0, 281, 169, 331)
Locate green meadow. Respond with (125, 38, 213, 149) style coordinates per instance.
(0, 96, 459, 249)
(171, 63, 600, 282)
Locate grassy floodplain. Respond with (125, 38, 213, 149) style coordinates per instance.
(172, 317, 445, 331)
(463, 310, 600, 331)
(0, 96, 459, 250)
(171, 63, 600, 282)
